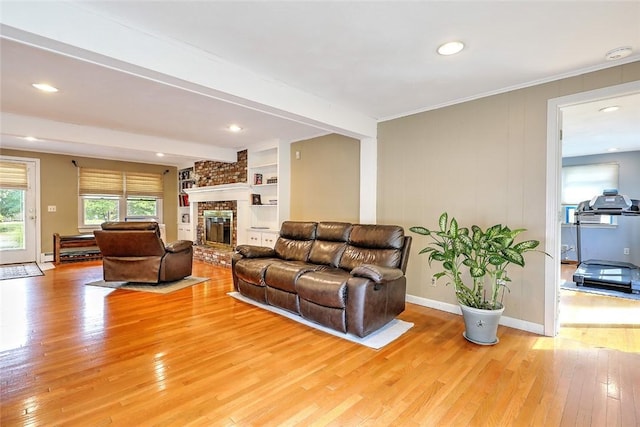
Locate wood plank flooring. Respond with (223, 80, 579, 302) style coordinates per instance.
(1, 260, 639, 426)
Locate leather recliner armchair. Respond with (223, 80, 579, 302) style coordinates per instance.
(94, 221, 193, 283)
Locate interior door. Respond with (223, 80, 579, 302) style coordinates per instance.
(0, 159, 38, 264)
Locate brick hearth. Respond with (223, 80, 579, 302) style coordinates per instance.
(193, 245, 233, 268)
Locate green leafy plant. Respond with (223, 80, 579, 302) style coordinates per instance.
(410, 212, 547, 310)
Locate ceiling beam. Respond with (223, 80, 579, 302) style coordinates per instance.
(1, 112, 238, 163)
(0, 1, 377, 139)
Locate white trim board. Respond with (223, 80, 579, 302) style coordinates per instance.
(406, 294, 545, 336)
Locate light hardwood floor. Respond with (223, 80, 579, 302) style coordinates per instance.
(559, 263, 640, 353)
(1, 260, 639, 426)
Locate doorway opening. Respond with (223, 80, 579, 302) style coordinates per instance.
(546, 81, 640, 351)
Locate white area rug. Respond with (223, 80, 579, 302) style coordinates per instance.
(0, 262, 44, 281)
(228, 291, 414, 350)
(86, 276, 209, 294)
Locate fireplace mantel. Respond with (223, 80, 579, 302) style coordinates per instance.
(185, 183, 251, 202)
(184, 183, 251, 246)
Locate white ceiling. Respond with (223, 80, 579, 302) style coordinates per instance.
(1, 1, 639, 166)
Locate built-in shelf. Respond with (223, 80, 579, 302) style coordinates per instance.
(178, 167, 194, 240)
(247, 143, 289, 234)
(178, 167, 194, 207)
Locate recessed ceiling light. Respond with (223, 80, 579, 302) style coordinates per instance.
(23, 136, 38, 142)
(605, 47, 632, 61)
(228, 124, 243, 132)
(437, 41, 465, 56)
(599, 106, 620, 113)
(156, 153, 165, 157)
(607, 148, 619, 152)
(31, 83, 59, 93)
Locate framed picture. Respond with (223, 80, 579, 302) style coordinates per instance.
(182, 213, 190, 223)
(252, 193, 262, 205)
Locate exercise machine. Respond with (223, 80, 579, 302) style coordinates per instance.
(572, 190, 640, 293)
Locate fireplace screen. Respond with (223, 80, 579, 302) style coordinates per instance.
(203, 210, 233, 246)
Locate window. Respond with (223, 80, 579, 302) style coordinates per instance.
(126, 197, 158, 217)
(78, 168, 164, 229)
(82, 197, 119, 225)
(561, 163, 618, 225)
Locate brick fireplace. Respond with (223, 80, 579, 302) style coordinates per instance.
(185, 183, 251, 268)
(184, 151, 249, 267)
(196, 201, 237, 247)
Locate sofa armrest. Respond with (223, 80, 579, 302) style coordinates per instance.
(235, 244, 276, 258)
(351, 264, 403, 283)
(165, 240, 193, 253)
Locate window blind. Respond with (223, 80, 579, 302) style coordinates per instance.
(561, 163, 618, 205)
(126, 172, 164, 198)
(79, 168, 124, 196)
(79, 168, 163, 197)
(0, 161, 28, 190)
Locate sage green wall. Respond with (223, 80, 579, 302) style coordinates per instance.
(0, 148, 178, 254)
(290, 134, 360, 223)
(378, 62, 640, 325)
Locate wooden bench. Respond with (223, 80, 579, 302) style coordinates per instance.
(53, 233, 102, 265)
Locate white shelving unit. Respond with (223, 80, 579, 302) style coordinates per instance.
(246, 141, 290, 247)
(178, 166, 194, 241)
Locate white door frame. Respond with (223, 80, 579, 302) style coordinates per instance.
(544, 80, 640, 337)
(0, 155, 41, 264)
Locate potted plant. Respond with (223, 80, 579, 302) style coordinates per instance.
(410, 212, 547, 345)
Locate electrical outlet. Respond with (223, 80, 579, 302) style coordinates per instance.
(431, 276, 437, 286)
(624, 248, 630, 255)
(47, 205, 56, 212)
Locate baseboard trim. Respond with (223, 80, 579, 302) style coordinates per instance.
(406, 294, 544, 335)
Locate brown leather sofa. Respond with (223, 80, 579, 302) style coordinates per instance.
(94, 221, 193, 283)
(232, 221, 411, 337)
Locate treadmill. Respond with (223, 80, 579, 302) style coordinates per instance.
(572, 190, 640, 294)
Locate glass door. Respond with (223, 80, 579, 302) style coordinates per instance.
(0, 159, 37, 264)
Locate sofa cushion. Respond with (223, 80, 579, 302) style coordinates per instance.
(274, 221, 317, 261)
(265, 261, 317, 293)
(279, 221, 317, 240)
(296, 269, 351, 308)
(339, 224, 405, 271)
(316, 222, 352, 241)
(234, 258, 279, 285)
(308, 222, 351, 267)
(348, 224, 405, 249)
(309, 241, 346, 267)
(274, 239, 314, 262)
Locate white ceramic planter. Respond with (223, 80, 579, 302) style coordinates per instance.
(460, 303, 505, 345)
